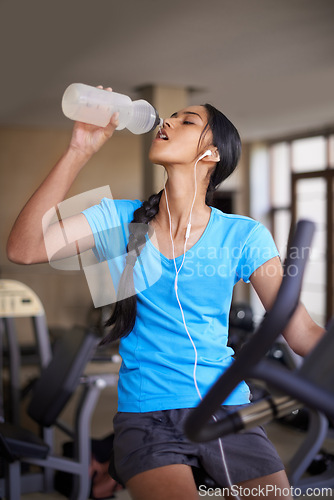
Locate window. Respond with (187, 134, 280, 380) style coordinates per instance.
(270, 142, 291, 259)
(291, 136, 326, 172)
(250, 132, 334, 326)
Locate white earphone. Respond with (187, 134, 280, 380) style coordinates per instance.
(164, 152, 240, 499)
(198, 149, 212, 160)
(198, 149, 220, 162)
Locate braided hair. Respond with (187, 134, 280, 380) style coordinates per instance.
(100, 104, 241, 344)
(100, 191, 163, 344)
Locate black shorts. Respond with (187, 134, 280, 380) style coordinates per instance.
(110, 406, 284, 487)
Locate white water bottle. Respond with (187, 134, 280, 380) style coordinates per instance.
(62, 83, 161, 134)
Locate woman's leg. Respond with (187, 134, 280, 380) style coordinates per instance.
(127, 467, 293, 500)
(126, 464, 200, 500)
(225, 470, 293, 499)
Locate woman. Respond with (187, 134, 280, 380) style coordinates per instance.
(7, 89, 324, 499)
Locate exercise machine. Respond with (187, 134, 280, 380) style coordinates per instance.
(0, 279, 118, 500)
(185, 220, 334, 492)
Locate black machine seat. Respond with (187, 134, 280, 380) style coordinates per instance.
(27, 325, 100, 426)
(0, 422, 49, 461)
(0, 326, 98, 462)
(0, 325, 101, 500)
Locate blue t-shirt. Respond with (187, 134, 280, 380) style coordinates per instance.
(83, 198, 279, 412)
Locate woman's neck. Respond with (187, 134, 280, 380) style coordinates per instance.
(155, 178, 210, 238)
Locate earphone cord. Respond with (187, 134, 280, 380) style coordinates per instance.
(164, 158, 239, 498)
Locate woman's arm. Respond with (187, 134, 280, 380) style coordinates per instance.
(250, 256, 325, 357)
(7, 102, 119, 265)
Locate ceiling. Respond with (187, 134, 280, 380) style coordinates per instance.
(1, 0, 334, 141)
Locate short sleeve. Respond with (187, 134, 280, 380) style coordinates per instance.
(82, 198, 142, 262)
(236, 222, 280, 283)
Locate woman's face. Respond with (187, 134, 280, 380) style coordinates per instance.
(149, 105, 213, 167)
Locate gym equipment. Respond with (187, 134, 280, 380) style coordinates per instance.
(0, 279, 52, 425)
(185, 219, 316, 441)
(185, 219, 334, 491)
(227, 302, 254, 354)
(0, 280, 118, 500)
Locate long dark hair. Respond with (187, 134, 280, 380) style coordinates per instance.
(100, 103, 241, 344)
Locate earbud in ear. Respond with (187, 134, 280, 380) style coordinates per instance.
(198, 150, 212, 161)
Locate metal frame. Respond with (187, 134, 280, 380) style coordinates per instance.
(0, 279, 119, 499)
